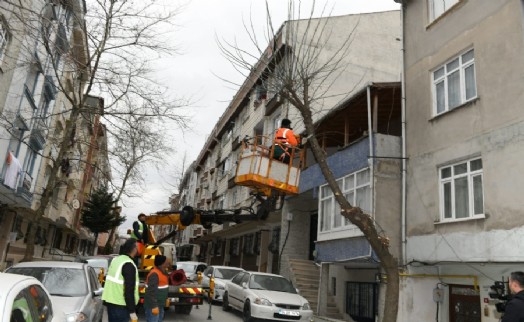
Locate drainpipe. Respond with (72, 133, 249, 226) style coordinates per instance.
(399, 3, 408, 267)
(366, 85, 375, 222)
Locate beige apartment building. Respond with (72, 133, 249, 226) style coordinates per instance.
(0, 0, 106, 266)
(398, 1, 524, 321)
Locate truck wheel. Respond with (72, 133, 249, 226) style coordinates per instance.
(180, 206, 195, 226)
(175, 305, 193, 315)
(222, 292, 231, 312)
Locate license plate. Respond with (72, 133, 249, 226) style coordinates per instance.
(170, 298, 179, 303)
(279, 310, 300, 316)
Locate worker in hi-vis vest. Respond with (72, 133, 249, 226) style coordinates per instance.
(144, 255, 170, 322)
(273, 118, 299, 164)
(102, 238, 140, 322)
(131, 213, 149, 244)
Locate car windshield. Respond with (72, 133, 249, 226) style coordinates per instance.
(215, 268, 243, 280)
(8, 267, 88, 297)
(249, 275, 297, 293)
(177, 263, 196, 272)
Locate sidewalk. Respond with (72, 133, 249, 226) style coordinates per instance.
(313, 315, 347, 322)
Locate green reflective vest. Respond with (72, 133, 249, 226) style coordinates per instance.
(12, 297, 33, 322)
(130, 221, 144, 240)
(101, 255, 139, 306)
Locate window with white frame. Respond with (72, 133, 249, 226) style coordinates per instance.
(319, 168, 371, 233)
(429, 0, 459, 22)
(433, 49, 476, 115)
(0, 17, 10, 67)
(439, 158, 484, 221)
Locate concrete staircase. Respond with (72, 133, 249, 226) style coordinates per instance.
(288, 259, 344, 320)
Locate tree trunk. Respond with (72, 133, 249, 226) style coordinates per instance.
(293, 92, 400, 321)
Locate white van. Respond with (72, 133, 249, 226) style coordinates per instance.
(159, 242, 177, 267)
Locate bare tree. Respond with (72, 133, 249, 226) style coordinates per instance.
(1, 0, 188, 261)
(219, 2, 400, 321)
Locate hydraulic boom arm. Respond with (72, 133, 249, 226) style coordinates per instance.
(144, 205, 268, 245)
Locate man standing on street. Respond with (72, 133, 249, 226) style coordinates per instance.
(502, 271, 524, 322)
(102, 238, 140, 322)
(144, 255, 170, 322)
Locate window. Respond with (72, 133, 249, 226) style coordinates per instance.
(243, 234, 255, 255)
(346, 282, 377, 322)
(433, 49, 476, 115)
(232, 272, 245, 285)
(429, 0, 459, 22)
(29, 284, 53, 321)
(230, 238, 240, 256)
(319, 168, 371, 233)
(0, 17, 10, 67)
(439, 158, 484, 221)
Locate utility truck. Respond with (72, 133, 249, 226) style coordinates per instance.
(135, 135, 304, 314)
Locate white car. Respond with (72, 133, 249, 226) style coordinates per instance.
(223, 271, 314, 322)
(6, 261, 104, 322)
(201, 265, 245, 302)
(0, 272, 56, 322)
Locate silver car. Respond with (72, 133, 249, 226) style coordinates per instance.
(201, 265, 245, 302)
(7, 261, 104, 322)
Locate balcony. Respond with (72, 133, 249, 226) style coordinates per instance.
(29, 118, 47, 151)
(300, 133, 401, 193)
(264, 93, 283, 116)
(16, 172, 33, 204)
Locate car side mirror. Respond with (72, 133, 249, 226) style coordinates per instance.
(242, 282, 247, 289)
(93, 287, 103, 297)
(296, 288, 300, 294)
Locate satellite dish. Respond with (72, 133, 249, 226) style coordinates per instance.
(72, 199, 80, 209)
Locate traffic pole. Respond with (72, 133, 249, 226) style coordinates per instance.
(207, 292, 212, 320)
(207, 277, 215, 320)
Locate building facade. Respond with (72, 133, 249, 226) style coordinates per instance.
(178, 11, 402, 320)
(399, 1, 524, 321)
(0, 0, 105, 266)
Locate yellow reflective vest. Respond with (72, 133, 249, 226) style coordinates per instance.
(101, 255, 139, 306)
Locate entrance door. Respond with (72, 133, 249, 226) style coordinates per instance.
(309, 213, 318, 260)
(449, 284, 481, 322)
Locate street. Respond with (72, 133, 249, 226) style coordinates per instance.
(102, 302, 244, 322)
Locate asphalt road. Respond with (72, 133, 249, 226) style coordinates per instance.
(102, 302, 244, 322)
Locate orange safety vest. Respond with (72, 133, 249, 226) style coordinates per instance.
(274, 128, 298, 147)
(146, 267, 169, 289)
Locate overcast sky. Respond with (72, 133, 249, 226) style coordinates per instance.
(118, 0, 400, 234)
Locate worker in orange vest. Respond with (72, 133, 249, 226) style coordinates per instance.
(273, 118, 299, 164)
(144, 255, 170, 322)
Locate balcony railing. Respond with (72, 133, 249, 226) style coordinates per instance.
(16, 171, 33, 203)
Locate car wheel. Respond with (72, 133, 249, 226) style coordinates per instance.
(223, 292, 232, 312)
(243, 300, 254, 322)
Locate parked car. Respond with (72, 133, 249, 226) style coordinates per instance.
(175, 261, 207, 282)
(75, 255, 116, 284)
(6, 261, 104, 322)
(223, 271, 314, 322)
(0, 272, 56, 322)
(201, 265, 245, 302)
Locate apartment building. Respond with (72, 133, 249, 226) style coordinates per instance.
(0, 0, 102, 265)
(179, 11, 402, 320)
(398, 1, 524, 321)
